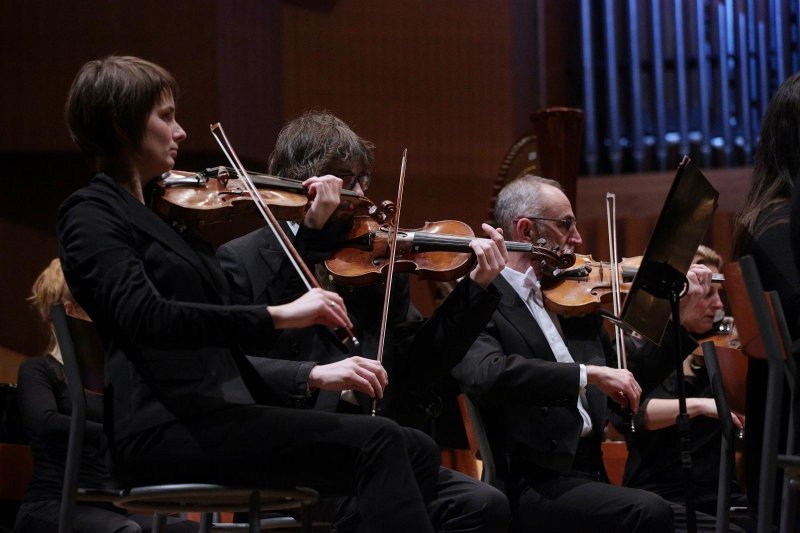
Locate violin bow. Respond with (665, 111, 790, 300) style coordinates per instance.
(606, 192, 635, 432)
(210, 122, 359, 347)
(605, 193, 627, 371)
(371, 149, 408, 416)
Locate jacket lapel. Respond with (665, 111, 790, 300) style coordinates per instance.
(493, 275, 558, 362)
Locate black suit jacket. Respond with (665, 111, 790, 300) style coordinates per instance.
(452, 274, 691, 478)
(217, 224, 501, 427)
(57, 174, 310, 443)
(452, 275, 610, 477)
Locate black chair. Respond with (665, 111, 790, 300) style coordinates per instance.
(701, 340, 743, 533)
(734, 257, 798, 533)
(51, 303, 318, 533)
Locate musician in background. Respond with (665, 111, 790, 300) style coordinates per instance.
(451, 175, 713, 532)
(736, 71, 800, 528)
(619, 246, 752, 532)
(217, 110, 511, 533)
(15, 259, 196, 533)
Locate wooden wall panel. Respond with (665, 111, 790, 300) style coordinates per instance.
(280, 1, 519, 230)
(0, 2, 283, 359)
(574, 167, 751, 262)
(0, 1, 222, 155)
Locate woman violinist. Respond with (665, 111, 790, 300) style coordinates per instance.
(57, 55, 443, 533)
(618, 246, 752, 532)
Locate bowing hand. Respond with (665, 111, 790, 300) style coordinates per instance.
(587, 366, 642, 414)
(268, 288, 352, 330)
(308, 356, 388, 399)
(688, 398, 745, 430)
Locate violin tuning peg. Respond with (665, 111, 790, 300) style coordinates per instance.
(535, 238, 547, 247)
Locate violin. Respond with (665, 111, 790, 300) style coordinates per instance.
(695, 316, 747, 415)
(149, 167, 375, 243)
(541, 254, 640, 317)
(325, 215, 576, 286)
(541, 254, 726, 317)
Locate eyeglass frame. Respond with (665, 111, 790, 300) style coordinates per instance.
(333, 172, 372, 192)
(513, 215, 577, 233)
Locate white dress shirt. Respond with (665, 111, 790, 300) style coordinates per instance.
(501, 266, 593, 436)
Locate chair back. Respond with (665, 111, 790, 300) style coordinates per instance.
(735, 256, 796, 533)
(456, 393, 499, 489)
(701, 341, 737, 533)
(710, 343, 748, 416)
(702, 342, 738, 444)
(50, 303, 106, 533)
(723, 261, 766, 360)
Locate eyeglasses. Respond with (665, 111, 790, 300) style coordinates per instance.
(514, 215, 577, 233)
(334, 172, 372, 192)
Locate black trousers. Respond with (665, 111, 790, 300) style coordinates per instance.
(508, 471, 674, 533)
(324, 466, 511, 533)
(112, 405, 435, 533)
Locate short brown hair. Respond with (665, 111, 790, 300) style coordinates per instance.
(65, 55, 178, 156)
(268, 111, 374, 180)
(693, 245, 723, 271)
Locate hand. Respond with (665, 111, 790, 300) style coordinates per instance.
(586, 366, 642, 413)
(687, 398, 744, 430)
(267, 288, 353, 330)
(308, 356, 389, 399)
(302, 175, 343, 229)
(468, 224, 508, 289)
(679, 264, 713, 324)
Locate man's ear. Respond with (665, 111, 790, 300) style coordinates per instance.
(515, 218, 534, 242)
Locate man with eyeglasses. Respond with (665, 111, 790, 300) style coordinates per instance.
(217, 111, 511, 533)
(451, 175, 718, 532)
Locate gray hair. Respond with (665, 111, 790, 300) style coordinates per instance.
(494, 174, 562, 237)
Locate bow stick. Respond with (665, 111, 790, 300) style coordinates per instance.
(371, 149, 408, 416)
(606, 192, 634, 431)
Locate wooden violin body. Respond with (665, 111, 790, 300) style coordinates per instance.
(541, 254, 641, 316)
(326, 217, 576, 286)
(149, 167, 374, 246)
(325, 219, 478, 286)
(542, 254, 725, 317)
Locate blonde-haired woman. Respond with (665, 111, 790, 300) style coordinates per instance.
(14, 259, 195, 533)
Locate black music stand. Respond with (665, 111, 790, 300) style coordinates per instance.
(618, 156, 719, 533)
